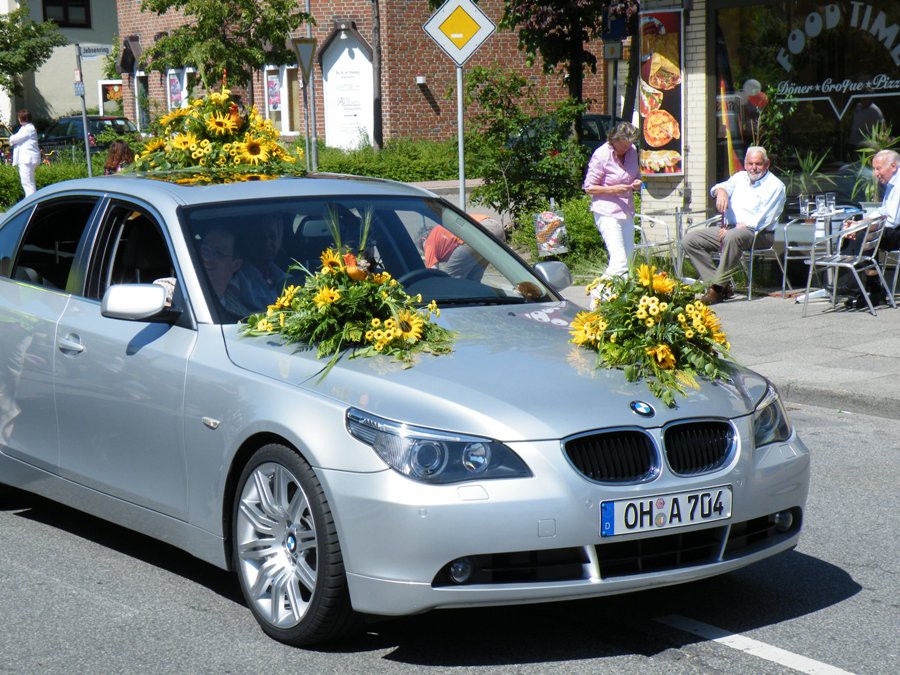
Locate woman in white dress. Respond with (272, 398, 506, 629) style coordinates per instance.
(9, 109, 41, 198)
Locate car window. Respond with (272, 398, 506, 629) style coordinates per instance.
(89, 203, 177, 301)
(0, 208, 34, 279)
(11, 199, 98, 290)
(181, 196, 552, 324)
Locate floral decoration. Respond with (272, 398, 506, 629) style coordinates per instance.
(570, 264, 731, 407)
(132, 87, 304, 183)
(242, 210, 454, 374)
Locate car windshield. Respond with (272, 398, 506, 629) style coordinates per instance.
(181, 195, 554, 323)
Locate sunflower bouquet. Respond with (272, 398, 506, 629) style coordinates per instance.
(132, 87, 304, 183)
(570, 264, 732, 407)
(242, 209, 454, 374)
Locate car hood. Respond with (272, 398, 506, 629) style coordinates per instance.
(223, 302, 768, 441)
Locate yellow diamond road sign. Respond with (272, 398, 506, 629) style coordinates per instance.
(424, 0, 496, 66)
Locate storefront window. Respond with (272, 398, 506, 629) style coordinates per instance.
(264, 66, 303, 135)
(714, 0, 899, 203)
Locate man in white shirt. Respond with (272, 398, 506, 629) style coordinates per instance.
(681, 146, 786, 304)
(9, 109, 41, 198)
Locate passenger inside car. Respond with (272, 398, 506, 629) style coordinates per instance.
(199, 225, 252, 318)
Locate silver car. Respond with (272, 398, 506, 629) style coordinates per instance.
(0, 176, 809, 646)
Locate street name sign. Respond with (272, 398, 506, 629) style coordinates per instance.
(423, 0, 496, 67)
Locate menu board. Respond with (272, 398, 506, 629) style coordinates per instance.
(638, 10, 684, 177)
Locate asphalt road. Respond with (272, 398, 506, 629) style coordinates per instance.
(1, 402, 896, 674)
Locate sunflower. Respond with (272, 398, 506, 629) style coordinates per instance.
(206, 111, 237, 136)
(159, 107, 190, 128)
(395, 310, 425, 342)
(320, 248, 343, 273)
(651, 273, 677, 295)
(647, 344, 676, 369)
(171, 132, 200, 151)
(234, 135, 270, 165)
(141, 138, 167, 155)
(313, 286, 341, 309)
(207, 87, 232, 105)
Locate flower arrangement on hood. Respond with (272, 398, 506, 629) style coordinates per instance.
(570, 264, 731, 407)
(132, 87, 304, 183)
(242, 208, 455, 375)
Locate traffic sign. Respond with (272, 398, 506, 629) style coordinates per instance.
(423, 0, 495, 67)
(292, 37, 317, 83)
(74, 81, 85, 97)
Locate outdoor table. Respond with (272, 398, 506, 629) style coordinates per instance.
(791, 206, 861, 303)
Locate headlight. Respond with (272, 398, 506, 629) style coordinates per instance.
(753, 386, 791, 447)
(346, 408, 532, 484)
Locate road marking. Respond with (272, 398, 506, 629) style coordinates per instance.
(654, 615, 854, 675)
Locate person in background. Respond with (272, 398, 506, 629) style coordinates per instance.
(104, 140, 135, 175)
(682, 146, 785, 305)
(236, 212, 287, 309)
(200, 225, 251, 317)
(582, 121, 643, 280)
(9, 109, 40, 198)
(440, 215, 506, 281)
(423, 225, 464, 269)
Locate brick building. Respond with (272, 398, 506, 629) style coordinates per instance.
(115, 0, 612, 147)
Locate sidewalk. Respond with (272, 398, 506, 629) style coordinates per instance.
(559, 285, 900, 419)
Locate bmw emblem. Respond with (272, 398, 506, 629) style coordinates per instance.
(630, 400, 655, 417)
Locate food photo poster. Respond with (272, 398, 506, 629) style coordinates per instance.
(639, 10, 684, 177)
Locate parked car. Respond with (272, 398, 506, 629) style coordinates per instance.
(38, 115, 138, 152)
(0, 174, 809, 647)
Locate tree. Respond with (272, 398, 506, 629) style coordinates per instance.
(140, 0, 313, 95)
(500, 0, 638, 106)
(0, 3, 67, 97)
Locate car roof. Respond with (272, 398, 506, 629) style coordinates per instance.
(34, 173, 436, 206)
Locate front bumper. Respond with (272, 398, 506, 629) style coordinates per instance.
(321, 425, 810, 616)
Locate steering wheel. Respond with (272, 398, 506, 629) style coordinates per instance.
(396, 267, 448, 287)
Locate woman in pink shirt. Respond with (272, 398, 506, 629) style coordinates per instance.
(582, 122, 642, 279)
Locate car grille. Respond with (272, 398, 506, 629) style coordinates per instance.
(596, 526, 726, 577)
(663, 422, 734, 475)
(564, 430, 656, 482)
(432, 548, 589, 587)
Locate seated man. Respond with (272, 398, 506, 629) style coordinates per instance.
(423, 225, 463, 269)
(200, 225, 252, 318)
(440, 215, 506, 281)
(837, 149, 900, 306)
(682, 146, 785, 304)
(235, 212, 287, 310)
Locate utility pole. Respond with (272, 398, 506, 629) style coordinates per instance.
(74, 44, 93, 177)
(305, 0, 318, 170)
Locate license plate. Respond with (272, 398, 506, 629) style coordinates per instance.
(600, 486, 732, 537)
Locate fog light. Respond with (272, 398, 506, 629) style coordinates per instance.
(448, 557, 474, 584)
(772, 510, 793, 533)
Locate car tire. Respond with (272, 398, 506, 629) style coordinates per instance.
(232, 443, 359, 646)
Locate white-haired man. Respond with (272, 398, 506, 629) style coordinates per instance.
(682, 146, 786, 304)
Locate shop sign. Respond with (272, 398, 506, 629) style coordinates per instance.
(638, 10, 684, 177)
(773, 1, 900, 119)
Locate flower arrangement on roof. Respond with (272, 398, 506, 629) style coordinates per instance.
(570, 264, 732, 407)
(242, 208, 455, 375)
(132, 87, 304, 184)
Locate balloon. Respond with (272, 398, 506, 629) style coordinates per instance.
(749, 91, 769, 108)
(742, 79, 762, 97)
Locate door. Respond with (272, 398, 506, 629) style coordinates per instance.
(55, 201, 197, 518)
(0, 199, 99, 471)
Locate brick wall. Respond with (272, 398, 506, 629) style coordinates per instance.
(117, 0, 610, 143)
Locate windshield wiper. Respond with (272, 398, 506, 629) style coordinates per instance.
(436, 296, 538, 306)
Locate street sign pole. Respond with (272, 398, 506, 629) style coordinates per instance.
(304, 1, 318, 171)
(74, 44, 92, 177)
(293, 35, 318, 172)
(456, 65, 465, 209)
(423, 0, 495, 212)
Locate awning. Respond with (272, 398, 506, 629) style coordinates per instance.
(117, 36, 142, 74)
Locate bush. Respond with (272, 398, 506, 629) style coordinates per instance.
(1, 156, 104, 210)
(315, 138, 467, 182)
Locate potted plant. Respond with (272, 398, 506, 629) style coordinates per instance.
(785, 149, 836, 217)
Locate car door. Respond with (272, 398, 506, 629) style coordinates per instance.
(0, 198, 100, 472)
(54, 199, 197, 518)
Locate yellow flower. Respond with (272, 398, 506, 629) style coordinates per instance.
(235, 135, 270, 165)
(571, 311, 602, 346)
(313, 286, 341, 309)
(637, 264, 654, 287)
(645, 318, 655, 328)
(159, 108, 189, 127)
(207, 87, 232, 105)
(171, 132, 199, 151)
(677, 313, 687, 323)
(635, 308, 648, 320)
(370, 318, 381, 327)
(278, 313, 285, 327)
(256, 319, 273, 332)
(396, 309, 425, 342)
(652, 273, 677, 295)
(141, 138, 166, 154)
(685, 329, 695, 339)
(648, 305, 659, 316)
(206, 111, 237, 136)
(646, 344, 676, 369)
(320, 248, 342, 272)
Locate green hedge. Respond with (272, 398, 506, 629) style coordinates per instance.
(1, 156, 105, 210)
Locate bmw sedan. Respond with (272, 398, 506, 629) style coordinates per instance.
(0, 175, 809, 646)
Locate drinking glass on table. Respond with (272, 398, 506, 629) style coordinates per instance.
(815, 194, 826, 214)
(826, 192, 836, 212)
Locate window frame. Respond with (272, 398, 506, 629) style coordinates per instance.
(42, 0, 91, 29)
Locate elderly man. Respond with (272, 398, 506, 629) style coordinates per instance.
(682, 146, 786, 304)
(838, 149, 900, 307)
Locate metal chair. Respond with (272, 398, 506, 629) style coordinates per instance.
(634, 213, 677, 270)
(881, 246, 900, 300)
(781, 206, 861, 298)
(801, 214, 895, 316)
(678, 215, 784, 300)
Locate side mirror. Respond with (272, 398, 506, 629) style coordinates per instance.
(533, 260, 573, 291)
(101, 283, 175, 322)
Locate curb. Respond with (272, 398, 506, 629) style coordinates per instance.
(772, 382, 897, 420)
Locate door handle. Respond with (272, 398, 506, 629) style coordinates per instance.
(58, 334, 85, 354)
